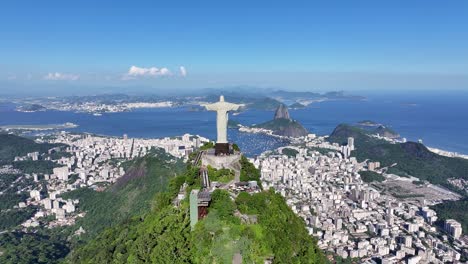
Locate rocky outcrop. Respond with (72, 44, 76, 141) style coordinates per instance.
(401, 142, 436, 160)
(373, 125, 400, 139)
(254, 104, 308, 138)
(272, 120, 309, 137)
(274, 104, 290, 120)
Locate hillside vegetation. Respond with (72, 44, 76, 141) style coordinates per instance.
(70, 189, 325, 263)
(328, 124, 468, 186)
(0, 230, 70, 264)
(69, 152, 325, 263)
(0, 149, 186, 264)
(359, 171, 385, 183)
(254, 118, 309, 137)
(61, 149, 185, 239)
(0, 134, 64, 162)
(0, 134, 63, 234)
(432, 198, 468, 232)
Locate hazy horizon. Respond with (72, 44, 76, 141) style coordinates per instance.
(2, 83, 468, 98)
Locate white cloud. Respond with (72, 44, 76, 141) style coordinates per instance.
(159, 67, 171, 76)
(44, 72, 79, 81)
(7, 74, 17, 80)
(123, 65, 172, 80)
(180, 66, 187, 77)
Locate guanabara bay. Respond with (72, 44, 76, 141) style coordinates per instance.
(2, 1, 468, 263)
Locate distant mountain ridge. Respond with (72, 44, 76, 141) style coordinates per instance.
(203, 94, 281, 110)
(373, 125, 400, 139)
(289, 102, 306, 109)
(16, 104, 46, 112)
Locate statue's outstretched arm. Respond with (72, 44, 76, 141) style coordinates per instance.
(226, 103, 240, 111)
(204, 103, 218, 111)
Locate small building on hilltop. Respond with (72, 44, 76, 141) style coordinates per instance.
(190, 189, 212, 230)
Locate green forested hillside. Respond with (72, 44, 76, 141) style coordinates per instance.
(0, 149, 186, 264)
(192, 189, 324, 263)
(432, 198, 468, 232)
(240, 155, 261, 184)
(69, 189, 325, 264)
(328, 124, 468, 186)
(12, 160, 59, 174)
(69, 204, 192, 263)
(0, 134, 62, 162)
(254, 118, 309, 137)
(359, 171, 385, 183)
(0, 230, 70, 264)
(206, 166, 234, 183)
(0, 207, 37, 230)
(61, 149, 186, 239)
(69, 154, 325, 263)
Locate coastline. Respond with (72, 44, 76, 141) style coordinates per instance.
(427, 147, 468, 160)
(237, 125, 292, 140)
(236, 125, 468, 160)
(369, 133, 468, 160)
(0, 122, 78, 131)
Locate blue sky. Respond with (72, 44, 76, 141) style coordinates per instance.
(1, 0, 467, 95)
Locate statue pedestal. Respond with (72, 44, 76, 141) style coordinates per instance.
(215, 143, 230, 156)
(202, 152, 241, 171)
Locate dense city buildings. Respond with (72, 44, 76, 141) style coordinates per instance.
(254, 135, 466, 263)
(12, 132, 208, 229)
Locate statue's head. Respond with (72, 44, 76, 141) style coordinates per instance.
(220, 95, 225, 102)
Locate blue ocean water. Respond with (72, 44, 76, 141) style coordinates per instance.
(1, 91, 467, 156)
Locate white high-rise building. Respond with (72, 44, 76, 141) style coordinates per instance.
(404, 235, 412, 248)
(445, 219, 462, 239)
(100, 169, 109, 179)
(53, 166, 69, 181)
(348, 137, 355, 151)
(28, 152, 39, 161)
(55, 208, 65, 220)
(43, 198, 52, 209)
(30, 190, 41, 201)
(63, 203, 76, 213)
(195, 137, 201, 148)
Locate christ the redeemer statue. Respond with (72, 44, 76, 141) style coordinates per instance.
(204, 95, 240, 155)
